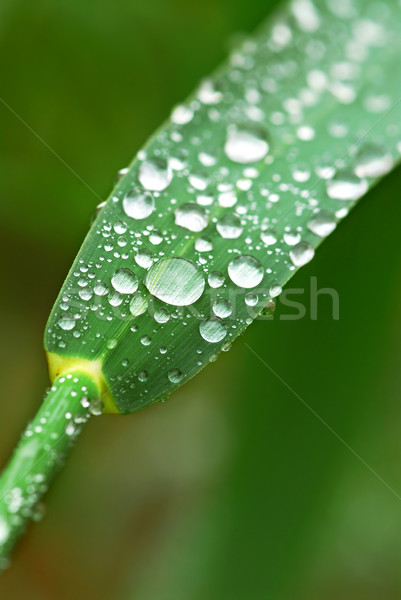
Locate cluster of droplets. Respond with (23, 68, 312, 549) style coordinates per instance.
(47, 0, 401, 410)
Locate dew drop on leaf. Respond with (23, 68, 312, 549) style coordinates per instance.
(123, 189, 155, 219)
(228, 255, 264, 288)
(289, 242, 315, 266)
(216, 214, 243, 239)
(354, 143, 393, 177)
(224, 126, 269, 163)
(145, 257, 205, 306)
(307, 211, 337, 237)
(326, 170, 368, 200)
(111, 268, 138, 294)
(199, 317, 227, 343)
(138, 157, 172, 191)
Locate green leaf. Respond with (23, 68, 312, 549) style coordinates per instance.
(44, 0, 401, 414)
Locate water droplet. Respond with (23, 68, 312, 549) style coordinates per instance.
(135, 249, 154, 269)
(123, 189, 155, 219)
(129, 291, 148, 316)
(195, 236, 213, 252)
(245, 292, 258, 306)
(213, 298, 232, 318)
(261, 229, 278, 246)
(171, 104, 194, 124)
(138, 158, 172, 191)
(307, 211, 337, 237)
(289, 242, 315, 266)
(168, 368, 183, 384)
(111, 268, 138, 294)
(198, 78, 223, 104)
(199, 317, 227, 343)
(216, 214, 243, 239)
(283, 230, 301, 246)
(94, 282, 108, 296)
(208, 271, 225, 288)
(154, 306, 170, 323)
(145, 257, 205, 306)
(228, 255, 264, 288)
(58, 315, 76, 331)
(225, 126, 269, 163)
(141, 335, 151, 346)
(138, 370, 148, 382)
(354, 144, 393, 178)
(326, 170, 368, 200)
(90, 398, 104, 416)
(175, 203, 208, 232)
(269, 284, 282, 298)
(0, 517, 9, 545)
(149, 230, 163, 245)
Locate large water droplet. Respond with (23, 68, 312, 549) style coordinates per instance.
(225, 126, 269, 164)
(216, 214, 243, 239)
(111, 268, 138, 294)
(123, 189, 155, 219)
(199, 317, 227, 343)
(354, 144, 393, 178)
(326, 170, 368, 200)
(145, 257, 205, 306)
(289, 242, 315, 266)
(175, 203, 208, 232)
(228, 255, 264, 288)
(307, 211, 337, 237)
(138, 158, 172, 191)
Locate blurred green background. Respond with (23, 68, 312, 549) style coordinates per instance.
(1, 0, 401, 598)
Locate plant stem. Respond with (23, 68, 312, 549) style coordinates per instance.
(0, 370, 100, 567)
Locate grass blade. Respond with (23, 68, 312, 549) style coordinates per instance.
(44, 0, 401, 414)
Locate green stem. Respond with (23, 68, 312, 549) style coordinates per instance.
(0, 371, 100, 567)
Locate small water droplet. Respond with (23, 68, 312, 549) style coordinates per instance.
(135, 249, 154, 269)
(354, 144, 393, 178)
(326, 170, 368, 200)
(208, 271, 225, 288)
(130, 291, 148, 316)
(283, 230, 301, 246)
(289, 242, 315, 266)
(261, 229, 278, 246)
(175, 203, 208, 232)
(171, 104, 194, 124)
(225, 126, 269, 163)
(199, 317, 227, 343)
(245, 292, 259, 306)
(123, 189, 155, 219)
(228, 255, 264, 288)
(195, 236, 213, 252)
(141, 335, 152, 346)
(90, 398, 104, 416)
(213, 298, 232, 318)
(168, 368, 183, 384)
(145, 257, 205, 306)
(307, 211, 337, 237)
(58, 315, 76, 331)
(138, 158, 172, 191)
(111, 268, 138, 294)
(138, 370, 148, 382)
(216, 214, 243, 239)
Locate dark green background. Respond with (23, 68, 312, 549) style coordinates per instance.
(1, 0, 401, 598)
